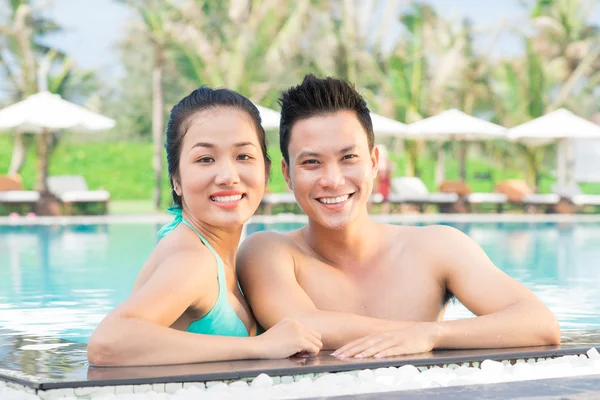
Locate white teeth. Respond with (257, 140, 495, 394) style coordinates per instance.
(211, 194, 243, 203)
(318, 194, 349, 204)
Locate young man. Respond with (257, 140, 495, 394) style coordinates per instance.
(237, 75, 560, 358)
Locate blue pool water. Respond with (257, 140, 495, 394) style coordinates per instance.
(1, 221, 600, 344)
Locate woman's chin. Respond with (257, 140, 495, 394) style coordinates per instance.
(209, 214, 252, 230)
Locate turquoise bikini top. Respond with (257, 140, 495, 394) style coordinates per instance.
(158, 206, 249, 337)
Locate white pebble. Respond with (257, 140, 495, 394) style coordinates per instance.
(357, 369, 375, 382)
(397, 364, 420, 378)
(480, 359, 504, 373)
(251, 373, 274, 388)
(587, 348, 600, 360)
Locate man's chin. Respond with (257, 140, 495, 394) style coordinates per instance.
(312, 214, 353, 231)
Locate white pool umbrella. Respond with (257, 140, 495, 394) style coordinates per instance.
(370, 112, 407, 136)
(0, 91, 115, 133)
(508, 109, 600, 186)
(406, 109, 506, 140)
(0, 91, 116, 192)
(406, 109, 507, 184)
(254, 104, 280, 130)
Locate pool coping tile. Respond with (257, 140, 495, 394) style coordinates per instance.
(1, 345, 598, 391)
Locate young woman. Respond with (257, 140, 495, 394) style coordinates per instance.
(87, 87, 322, 366)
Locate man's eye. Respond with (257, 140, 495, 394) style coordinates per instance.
(302, 159, 319, 165)
(343, 154, 358, 160)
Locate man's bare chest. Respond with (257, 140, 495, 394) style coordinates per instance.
(295, 258, 446, 322)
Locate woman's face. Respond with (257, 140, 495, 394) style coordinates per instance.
(175, 107, 267, 230)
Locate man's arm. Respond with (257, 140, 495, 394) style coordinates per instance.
(333, 225, 560, 359)
(237, 231, 413, 349)
(431, 225, 560, 348)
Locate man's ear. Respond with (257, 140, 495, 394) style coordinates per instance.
(282, 158, 293, 190)
(371, 146, 380, 177)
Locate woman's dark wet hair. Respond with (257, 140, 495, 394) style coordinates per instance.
(165, 86, 271, 207)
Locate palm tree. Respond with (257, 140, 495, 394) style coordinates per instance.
(120, 0, 173, 210)
(1, 1, 98, 193)
(493, 40, 551, 189)
(491, 0, 600, 189)
(384, 4, 489, 179)
(529, 0, 600, 111)
(168, 0, 316, 106)
(0, 1, 45, 174)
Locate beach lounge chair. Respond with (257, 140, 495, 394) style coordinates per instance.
(552, 184, 600, 213)
(47, 175, 110, 215)
(388, 177, 458, 213)
(0, 175, 40, 214)
(260, 192, 298, 215)
(495, 180, 559, 213)
(439, 181, 508, 213)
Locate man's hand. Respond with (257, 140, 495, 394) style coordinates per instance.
(332, 323, 440, 359)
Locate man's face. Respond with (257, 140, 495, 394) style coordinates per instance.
(283, 110, 379, 230)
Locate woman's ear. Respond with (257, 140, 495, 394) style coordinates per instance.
(265, 161, 272, 185)
(172, 177, 182, 197)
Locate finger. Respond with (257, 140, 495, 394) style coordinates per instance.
(354, 337, 398, 359)
(306, 326, 322, 341)
(294, 351, 310, 358)
(332, 336, 371, 357)
(303, 338, 321, 357)
(306, 332, 323, 352)
(297, 324, 322, 348)
(305, 327, 322, 345)
(293, 319, 320, 338)
(336, 337, 381, 359)
(373, 346, 407, 359)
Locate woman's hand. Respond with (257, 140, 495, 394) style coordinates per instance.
(332, 323, 440, 359)
(254, 318, 323, 359)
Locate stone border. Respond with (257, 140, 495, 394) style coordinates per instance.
(1, 347, 597, 391)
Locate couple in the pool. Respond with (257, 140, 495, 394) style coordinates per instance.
(88, 75, 560, 367)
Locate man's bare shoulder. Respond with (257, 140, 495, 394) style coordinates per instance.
(390, 223, 466, 242)
(402, 224, 484, 267)
(383, 223, 471, 256)
(237, 229, 304, 272)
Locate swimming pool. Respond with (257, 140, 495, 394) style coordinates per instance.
(1, 220, 600, 344)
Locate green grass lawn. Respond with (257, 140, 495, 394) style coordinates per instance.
(1, 136, 599, 210)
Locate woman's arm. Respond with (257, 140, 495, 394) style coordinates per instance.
(88, 250, 321, 366)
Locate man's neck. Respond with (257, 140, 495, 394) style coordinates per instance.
(302, 211, 382, 269)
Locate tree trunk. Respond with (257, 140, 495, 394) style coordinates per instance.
(459, 141, 468, 182)
(404, 140, 418, 177)
(8, 133, 28, 174)
(152, 48, 165, 210)
(35, 130, 50, 193)
(524, 147, 539, 192)
(435, 147, 445, 187)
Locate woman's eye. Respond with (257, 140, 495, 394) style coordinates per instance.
(197, 157, 214, 163)
(237, 154, 253, 161)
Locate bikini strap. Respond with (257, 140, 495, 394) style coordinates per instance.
(181, 220, 228, 297)
(157, 206, 227, 296)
